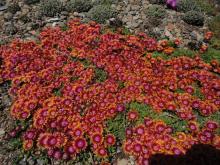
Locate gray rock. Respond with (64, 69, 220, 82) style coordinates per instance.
(127, 21, 140, 29)
(117, 159, 129, 165)
(61, 11, 69, 16)
(73, 12, 85, 18)
(36, 159, 45, 165)
(4, 12, 13, 21)
(46, 17, 61, 23)
(111, 4, 117, 8)
(143, 3, 149, 9)
(15, 11, 22, 18)
(73, 12, 79, 17)
(107, 18, 123, 27)
(129, 11, 138, 15)
(27, 157, 35, 165)
(122, 14, 133, 23)
(52, 22, 63, 27)
(19, 14, 31, 23)
(21, 7, 30, 15)
(125, 4, 131, 12)
(0, 6, 7, 11)
(2, 95, 11, 106)
(130, 0, 142, 5)
(19, 158, 27, 165)
(79, 13, 85, 18)
(0, 129, 5, 136)
(116, 4, 123, 11)
(190, 31, 203, 41)
(131, 5, 140, 11)
(133, 15, 140, 20)
(3, 23, 17, 35)
(26, 25, 32, 31)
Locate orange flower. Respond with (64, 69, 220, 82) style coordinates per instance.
(123, 142, 133, 154)
(91, 133, 103, 144)
(204, 31, 213, 40)
(159, 40, 168, 47)
(127, 110, 139, 121)
(174, 38, 181, 46)
(163, 47, 174, 55)
(200, 44, 208, 53)
(23, 140, 33, 150)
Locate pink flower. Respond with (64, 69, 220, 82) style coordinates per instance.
(166, 0, 177, 9)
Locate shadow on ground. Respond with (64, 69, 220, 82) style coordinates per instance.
(149, 144, 220, 165)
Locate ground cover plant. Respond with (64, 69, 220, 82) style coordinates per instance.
(0, 20, 220, 164)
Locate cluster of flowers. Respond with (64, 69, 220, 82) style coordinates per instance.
(156, 39, 176, 55)
(200, 32, 214, 53)
(124, 116, 219, 164)
(0, 19, 219, 163)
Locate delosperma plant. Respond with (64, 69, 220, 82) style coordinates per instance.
(0, 20, 219, 164)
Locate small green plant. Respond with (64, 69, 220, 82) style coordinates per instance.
(172, 48, 196, 58)
(93, 0, 118, 5)
(66, 0, 93, 13)
(200, 48, 220, 63)
(182, 11, 204, 26)
(52, 84, 63, 96)
(193, 83, 205, 100)
(4, 23, 17, 35)
(194, 110, 220, 134)
(24, 0, 40, 5)
(0, 39, 9, 46)
(87, 5, 117, 24)
(8, 138, 22, 150)
(94, 68, 108, 83)
(151, 48, 196, 60)
(129, 102, 154, 124)
(7, 3, 21, 14)
(210, 38, 220, 50)
(106, 112, 127, 141)
(208, 15, 220, 39)
(129, 102, 189, 133)
(152, 51, 170, 60)
(121, 27, 132, 35)
(145, 5, 167, 19)
(195, 0, 215, 15)
(39, 0, 63, 17)
(177, 0, 201, 12)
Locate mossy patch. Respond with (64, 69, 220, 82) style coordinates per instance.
(106, 112, 127, 141)
(201, 48, 220, 63)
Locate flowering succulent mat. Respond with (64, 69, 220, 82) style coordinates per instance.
(0, 20, 219, 164)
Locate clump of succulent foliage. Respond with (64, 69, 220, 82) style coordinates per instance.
(87, 5, 117, 24)
(7, 3, 21, 14)
(39, 0, 63, 17)
(66, 0, 93, 13)
(145, 5, 167, 19)
(182, 11, 204, 26)
(176, 0, 201, 12)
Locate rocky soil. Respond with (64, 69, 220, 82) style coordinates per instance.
(0, 0, 219, 165)
(118, 0, 216, 44)
(0, 0, 219, 45)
